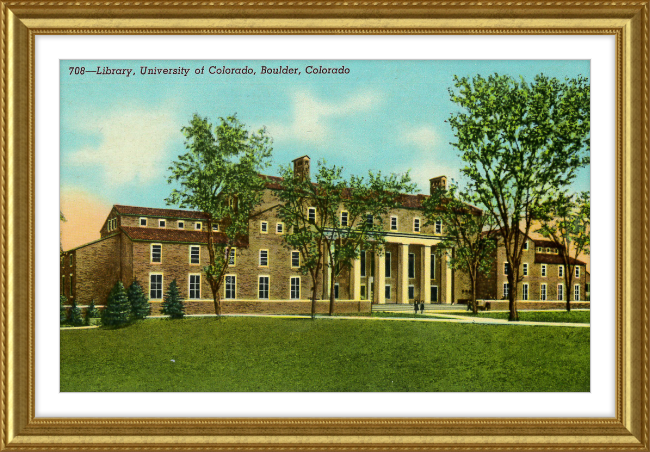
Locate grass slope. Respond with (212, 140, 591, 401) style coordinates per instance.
(61, 317, 589, 392)
(449, 310, 590, 323)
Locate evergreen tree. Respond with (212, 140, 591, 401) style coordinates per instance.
(127, 280, 151, 320)
(67, 299, 84, 326)
(161, 279, 185, 319)
(84, 299, 100, 326)
(102, 281, 131, 327)
(60, 295, 67, 325)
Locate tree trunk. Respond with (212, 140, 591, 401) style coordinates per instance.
(470, 274, 478, 315)
(209, 277, 221, 319)
(328, 268, 336, 316)
(507, 272, 519, 321)
(565, 269, 574, 313)
(311, 284, 317, 320)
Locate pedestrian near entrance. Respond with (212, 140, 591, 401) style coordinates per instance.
(414, 300, 419, 315)
(420, 302, 424, 314)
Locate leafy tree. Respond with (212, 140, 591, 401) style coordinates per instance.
(127, 280, 151, 320)
(67, 299, 84, 327)
(448, 73, 590, 320)
(277, 160, 415, 316)
(60, 295, 67, 325)
(423, 183, 497, 314)
(537, 191, 590, 311)
(161, 279, 185, 319)
(102, 281, 131, 327)
(166, 114, 272, 317)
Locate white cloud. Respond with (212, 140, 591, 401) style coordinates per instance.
(66, 106, 179, 183)
(399, 125, 437, 151)
(268, 89, 382, 146)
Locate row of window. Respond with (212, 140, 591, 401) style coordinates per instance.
(520, 242, 560, 254)
(300, 209, 442, 234)
(359, 251, 437, 279)
(149, 244, 299, 268)
(259, 221, 284, 234)
(504, 262, 581, 278)
(107, 218, 118, 232)
(138, 217, 219, 231)
(503, 283, 582, 301)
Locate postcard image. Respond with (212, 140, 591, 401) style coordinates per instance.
(59, 59, 591, 393)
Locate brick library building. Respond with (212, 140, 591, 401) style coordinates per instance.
(60, 156, 590, 314)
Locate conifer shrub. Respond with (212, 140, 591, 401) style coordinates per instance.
(161, 279, 184, 319)
(127, 280, 151, 320)
(60, 295, 67, 325)
(67, 300, 84, 327)
(102, 281, 131, 327)
(84, 299, 100, 326)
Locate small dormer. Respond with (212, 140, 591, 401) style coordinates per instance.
(429, 176, 447, 194)
(292, 155, 311, 181)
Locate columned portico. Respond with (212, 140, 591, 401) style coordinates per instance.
(374, 251, 386, 304)
(397, 243, 409, 304)
(421, 245, 431, 303)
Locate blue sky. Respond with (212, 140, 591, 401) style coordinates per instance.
(60, 59, 590, 210)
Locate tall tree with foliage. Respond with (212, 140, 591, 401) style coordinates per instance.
(166, 114, 273, 318)
(537, 191, 590, 312)
(161, 279, 185, 319)
(102, 281, 131, 327)
(423, 183, 497, 314)
(448, 73, 590, 320)
(277, 160, 415, 316)
(128, 279, 151, 320)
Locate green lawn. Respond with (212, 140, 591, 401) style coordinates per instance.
(450, 310, 590, 324)
(60, 317, 589, 392)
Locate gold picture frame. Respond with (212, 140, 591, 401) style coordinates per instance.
(1, 3, 648, 450)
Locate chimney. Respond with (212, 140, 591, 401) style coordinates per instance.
(292, 155, 311, 181)
(429, 176, 447, 194)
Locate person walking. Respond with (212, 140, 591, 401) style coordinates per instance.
(420, 301, 425, 314)
(414, 299, 419, 315)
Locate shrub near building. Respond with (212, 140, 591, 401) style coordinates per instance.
(102, 281, 131, 327)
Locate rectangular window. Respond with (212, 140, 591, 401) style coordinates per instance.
(291, 251, 300, 268)
(189, 274, 201, 299)
(382, 284, 389, 300)
(308, 207, 316, 223)
(225, 275, 236, 299)
(139, 217, 147, 227)
(259, 249, 268, 267)
(431, 286, 438, 302)
(575, 266, 581, 278)
(541, 264, 547, 277)
(341, 211, 348, 227)
(276, 223, 284, 234)
(408, 253, 415, 278)
(189, 245, 200, 265)
(61, 275, 65, 295)
(390, 216, 398, 231)
(195, 222, 202, 230)
(537, 247, 543, 252)
(503, 283, 509, 298)
(541, 283, 547, 301)
(258, 276, 269, 300)
(260, 221, 268, 233)
(523, 241, 529, 250)
(504, 262, 510, 275)
(159, 219, 166, 228)
(574, 284, 580, 301)
(435, 220, 442, 234)
(559, 265, 564, 277)
(408, 285, 415, 300)
(385, 252, 391, 278)
(334, 283, 339, 299)
(212, 224, 219, 231)
(69, 254, 74, 267)
(366, 214, 374, 227)
(586, 283, 590, 293)
(360, 285, 366, 300)
(149, 274, 163, 299)
(413, 218, 421, 233)
(227, 248, 236, 266)
(523, 263, 528, 276)
(70, 274, 74, 296)
(558, 284, 564, 301)
(431, 253, 436, 279)
(290, 277, 300, 300)
(522, 283, 529, 300)
(360, 251, 366, 277)
(178, 221, 184, 229)
(151, 244, 162, 263)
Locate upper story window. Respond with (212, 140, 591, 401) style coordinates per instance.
(195, 222, 202, 231)
(541, 264, 547, 277)
(308, 207, 316, 223)
(107, 218, 117, 232)
(226, 248, 236, 266)
(177, 221, 184, 229)
(189, 245, 200, 265)
(559, 265, 564, 277)
(435, 220, 442, 234)
(69, 254, 74, 267)
(139, 217, 147, 227)
(360, 250, 366, 277)
(523, 263, 528, 276)
(151, 244, 162, 263)
(575, 266, 581, 278)
(408, 253, 415, 279)
(341, 211, 349, 227)
(159, 219, 166, 228)
(366, 214, 374, 227)
(390, 216, 398, 231)
(276, 223, 284, 234)
(413, 218, 421, 233)
(259, 249, 269, 267)
(260, 221, 268, 233)
(504, 262, 510, 275)
(291, 251, 300, 268)
(523, 241, 529, 250)
(546, 247, 551, 253)
(537, 247, 543, 252)
(212, 224, 219, 231)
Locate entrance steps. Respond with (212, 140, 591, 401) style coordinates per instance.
(372, 303, 465, 313)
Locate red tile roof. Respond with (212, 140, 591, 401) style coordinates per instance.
(534, 254, 585, 265)
(121, 226, 248, 247)
(114, 205, 210, 220)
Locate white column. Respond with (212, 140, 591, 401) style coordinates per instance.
(351, 254, 361, 301)
(398, 244, 409, 304)
(445, 252, 453, 304)
(421, 245, 431, 304)
(374, 251, 386, 304)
